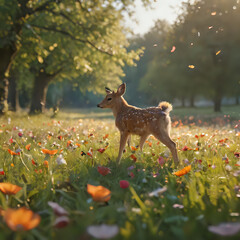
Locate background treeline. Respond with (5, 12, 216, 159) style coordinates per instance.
(1, 0, 240, 114)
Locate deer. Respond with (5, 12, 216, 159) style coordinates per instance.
(97, 83, 179, 165)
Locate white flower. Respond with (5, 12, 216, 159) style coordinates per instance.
(56, 155, 67, 165)
(87, 224, 119, 239)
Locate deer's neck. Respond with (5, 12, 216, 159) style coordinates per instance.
(112, 97, 129, 118)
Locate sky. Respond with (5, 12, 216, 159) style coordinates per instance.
(125, 0, 184, 35)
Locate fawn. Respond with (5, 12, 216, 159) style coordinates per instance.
(97, 83, 179, 165)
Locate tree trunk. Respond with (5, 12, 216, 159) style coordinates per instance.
(8, 75, 20, 111)
(29, 72, 51, 114)
(236, 96, 239, 105)
(181, 96, 185, 107)
(0, 47, 16, 114)
(190, 95, 195, 108)
(214, 94, 222, 112)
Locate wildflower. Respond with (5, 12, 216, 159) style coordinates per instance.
(0, 169, 5, 175)
(41, 149, 58, 155)
(43, 161, 49, 168)
(0, 183, 22, 195)
(8, 149, 20, 156)
(119, 180, 129, 189)
(4, 207, 41, 231)
(56, 155, 67, 165)
(130, 154, 137, 162)
(97, 166, 111, 176)
(208, 222, 240, 236)
(158, 156, 165, 166)
(54, 216, 70, 228)
(173, 165, 191, 177)
(87, 184, 111, 202)
(87, 224, 119, 239)
(181, 146, 192, 151)
(48, 201, 68, 216)
(25, 144, 31, 151)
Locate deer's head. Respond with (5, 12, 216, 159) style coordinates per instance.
(97, 83, 126, 109)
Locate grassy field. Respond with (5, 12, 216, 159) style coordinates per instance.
(0, 107, 239, 239)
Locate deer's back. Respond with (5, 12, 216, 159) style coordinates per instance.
(115, 106, 166, 135)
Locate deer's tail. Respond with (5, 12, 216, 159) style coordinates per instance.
(158, 101, 173, 114)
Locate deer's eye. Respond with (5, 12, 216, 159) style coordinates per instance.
(107, 97, 112, 101)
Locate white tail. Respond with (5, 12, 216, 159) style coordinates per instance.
(97, 83, 179, 165)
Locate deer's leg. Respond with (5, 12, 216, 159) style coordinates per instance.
(117, 132, 129, 164)
(139, 134, 149, 151)
(153, 131, 179, 165)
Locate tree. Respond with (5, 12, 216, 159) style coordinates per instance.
(140, 0, 240, 111)
(0, 0, 151, 114)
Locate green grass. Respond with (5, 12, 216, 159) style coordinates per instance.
(0, 108, 239, 239)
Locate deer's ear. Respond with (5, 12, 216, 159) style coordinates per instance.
(116, 83, 126, 96)
(105, 87, 112, 94)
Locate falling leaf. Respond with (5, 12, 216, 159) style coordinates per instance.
(170, 46, 176, 53)
(188, 65, 195, 69)
(87, 184, 111, 202)
(173, 165, 191, 177)
(208, 222, 240, 236)
(216, 50, 221, 55)
(87, 224, 119, 239)
(97, 166, 111, 176)
(119, 180, 129, 189)
(4, 207, 41, 231)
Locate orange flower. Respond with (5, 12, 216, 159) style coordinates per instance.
(173, 165, 191, 177)
(41, 149, 58, 155)
(25, 144, 31, 151)
(8, 149, 20, 156)
(0, 183, 22, 195)
(43, 160, 49, 168)
(4, 207, 41, 231)
(87, 184, 111, 202)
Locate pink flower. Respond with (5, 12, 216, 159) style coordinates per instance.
(48, 201, 68, 216)
(158, 156, 165, 166)
(208, 222, 240, 236)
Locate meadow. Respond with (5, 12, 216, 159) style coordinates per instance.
(0, 106, 239, 240)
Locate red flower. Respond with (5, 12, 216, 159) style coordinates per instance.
(119, 180, 129, 189)
(130, 154, 137, 162)
(234, 152, 240, 158)
(97, 166, 111, 176)
(97, 148, 106, 153)
(181, 146, 192, 151)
